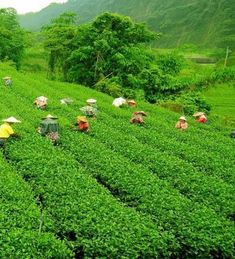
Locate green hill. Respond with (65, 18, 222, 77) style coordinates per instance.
(0, 62, 235, 257)
(18, 0, 235, 48)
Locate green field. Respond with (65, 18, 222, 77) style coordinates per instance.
(204, 83, 235, 118)
(0, 62, 235, 258)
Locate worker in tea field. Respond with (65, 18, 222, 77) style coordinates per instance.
(130, 111, 147, 124)
(87, 99, 98, 109)
(2, 76, 12, 87)
(38, 114, 59, 145)
(175, 116, 188, 130)
(80, 105, 97, 119)
(0, 117, 21, 148)
(60, 98, 73, 105)
(193, 112, 207, 123)
(112, 97, 127, 107)
(127, 100, 137, 108)
(34, 96, 48, 110)
(76, 116, 90, 133)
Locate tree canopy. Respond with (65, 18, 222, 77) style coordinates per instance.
(43, 12, 188, 101)
(0, 8, 25, 69)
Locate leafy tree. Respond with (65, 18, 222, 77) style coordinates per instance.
(42, 12, 78, 79)
(0, 8, 25, 69)
(66, 12, 158, 95)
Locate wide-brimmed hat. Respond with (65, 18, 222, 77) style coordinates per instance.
(37, 96, 48, 101)
(3, 116, 21, 123)
(86, 98, 97, 104)
(42, 114, 58, 119)
(134, 111, 147, 116)
(77, 116, 88, 123)
(193, 112, 204, 117)
(179, 116, 187, 121)
(3, 76, 11, 80)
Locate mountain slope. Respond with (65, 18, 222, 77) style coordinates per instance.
(18, 0, 235, 48)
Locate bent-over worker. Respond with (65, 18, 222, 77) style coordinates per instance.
(193, 112, 207, 123)
(34, 96, 48, 110)
(2, 76, 12, 87)
(130, 111, 147, 124)
(128, 100, 137, 108)
(112, 97, 126, 108)
(80, 106, 97, 119)
(60, 98, 73, 105)
(0, 117, 21, 147)
(38, 114, 59, 144)
(175, 116, 188, 130)
(87, 99, 98, 109)
(76, 116, 90, 133)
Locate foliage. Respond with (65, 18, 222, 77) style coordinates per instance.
(0, 8, 25, 69)
(67, 13, 157, 87)
(176, 91, 211, 115)
(0, 63, 235, 257)
(157, 52, 184, 75)
(42, 12, 78, 79)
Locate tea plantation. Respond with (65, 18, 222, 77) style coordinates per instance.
(0, 63, 234, 258)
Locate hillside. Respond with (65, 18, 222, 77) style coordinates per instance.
(0, 62, 235, 257)
(18, 0, 235, 48)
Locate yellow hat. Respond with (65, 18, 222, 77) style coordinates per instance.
(3, 116, 21, 123)
(77, 116, 88, 123)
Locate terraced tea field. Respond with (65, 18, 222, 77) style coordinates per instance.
(0, 63, 234, 258)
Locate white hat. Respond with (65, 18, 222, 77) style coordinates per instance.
(86, 98, 97, 104)
(179, 116, 187, 121)
(3, 76, 11, 80)
(37, 96, 48, 101)
(3, 116, 21, 123)
(42, 114, 58, 119)
(193, 112, 204, 117)
(112, 97, 126, 107)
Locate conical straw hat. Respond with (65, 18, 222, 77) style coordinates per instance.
(42, 114, 58, 119)
(77, 116, 88, 123)
(193, 112, 204, 117)
(3, 116, 21, 123)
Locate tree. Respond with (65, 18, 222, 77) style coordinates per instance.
(42, 12, 78, 79)
(0, 8, 25, 69)
(66, 12, 158, 96)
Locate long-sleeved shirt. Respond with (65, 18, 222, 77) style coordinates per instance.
(175, 121, 188, 130)
(39, 119, 59, 136)
(0, 123, 14, 138)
